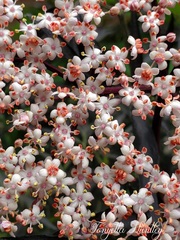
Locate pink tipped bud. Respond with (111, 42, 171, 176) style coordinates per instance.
(109, 6, 120, 16)
(14, 139, 23, 148)
(167, 32, 176, 43)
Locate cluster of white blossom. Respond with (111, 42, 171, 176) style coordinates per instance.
(0, 0, 179, 239)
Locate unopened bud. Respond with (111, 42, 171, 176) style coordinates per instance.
(14, 139, 23, 148)
(109, 6, 120, 16)
(167, 32, 176, 43)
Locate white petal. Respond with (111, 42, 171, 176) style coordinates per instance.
(39, 169, 48, 177)
(62, 214, 72, 224)
(128, 36, 135, 45)
(48, 176, 57, 185)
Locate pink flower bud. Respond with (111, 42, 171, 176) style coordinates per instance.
(167, 32, 176, 43)
(109, 6, 120, 16)
(14, 139, 23, 148)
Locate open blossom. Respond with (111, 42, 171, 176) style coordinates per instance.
(76, 0, 104, 25)
(50, 102, 73, 124)
(138, 10, 164, 33)
(99, 211, 124, 236)
(132, 95, 154, 120)
(3, 173, 29, 196)
(4, 0, 23, 22)
(0, 28, 13, 46)
(16, 204, 45, 234)
(104, 120, 125, 145)
(74, 21, 98, 46)
(95, 96, 121, 115)
(76, 88, 98, 112)
(11, 110, 33, 131)
(57, 214, 80, 238)
(39, 157, 66, 185)
(95, 66, 115, 86)
(17, 146, 38, 166)
(9, 82, 31, 105)
(42, 37, 63, 60)
(0, 146, 18, 173)
(93, 113, 112, 137)
(26, 50, 47, 70)
(134, 62, 159, 86)
(93, 163, 115, 189)
(24, 128, 49, 150)
(151, 75, 177, 99)
(127, 212, 152, 238)
(149, 47, 172, 70)
(70, 184, 94, 208)
(131, 188, 154, 214)
(18, 21, 38, 36)
(64, 56, 90, 81)
(134, 151, 153, 174)
(55, 0, 76, 17)
(119, 86, 142, 106)
(0, 59, 16, 82)
(108, 191, 135, 219)
(105, 45, 129, 72)
(82, 46, 105, 68)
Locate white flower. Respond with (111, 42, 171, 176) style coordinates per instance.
(132, 95, 154, 120)
(138, 10, 164, 33)
(74, 21, 98, 46)
(16, 204, 45, 234)
(93, 163, 115, 188)
(152, 75, 177, 99)
(70, 184, 94, 208)
(64, 56, 90, 82)
(149, 48, 172, 70)
(57, 214, 80, 238)
(119, 87, 141, 106)
(131, 188, 154, 214)
(127, 212, 152, 238)
(39, 157, 66, 185)
(105, 45, 129, 72)
(42, 37, 63, 60)
(4, 1, 23, 22)
(134, 62, 159, 86)
(76, 0, 104, 25)
(82, 46, 105, 68)
(95, 96, 121, 115)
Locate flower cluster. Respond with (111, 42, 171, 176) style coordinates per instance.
(0, 0, 179, 239)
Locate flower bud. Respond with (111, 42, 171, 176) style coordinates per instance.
(167, 32, 176, 42)
(109, 6, 120, 16)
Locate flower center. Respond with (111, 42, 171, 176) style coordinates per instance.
(115, 169, 127, 182)
(138, 198, 144, 204)
(47, 164, 59, 176)
(154, 53, 165, 63)
(103, 173, 109, 179)
(69, 65, 81, 78)
(135, 222, 151, 236)
(57, 107, 68, 117)
(141, 69, 153, 81)
(78, 174, 84, 180)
